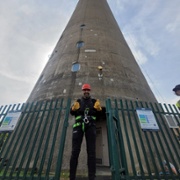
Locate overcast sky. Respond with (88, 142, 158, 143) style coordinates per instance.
(0, 0, 180, 106)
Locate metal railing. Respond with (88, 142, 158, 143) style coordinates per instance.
(106, 98, 180, 180)
(0, 98, 71, 180)
(0, 98, 179, 180)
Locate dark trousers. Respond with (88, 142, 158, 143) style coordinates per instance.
(70, 123, 96, 180)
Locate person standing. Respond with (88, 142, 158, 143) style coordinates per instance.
(69, 84, 102, 180)
(172, 84, 180, 110)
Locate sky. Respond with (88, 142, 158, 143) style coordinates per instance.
(0, 0, 180, 106)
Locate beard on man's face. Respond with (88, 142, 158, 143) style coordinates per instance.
(83, 92, 90, 98)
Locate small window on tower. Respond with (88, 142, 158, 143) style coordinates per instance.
(72, 63, 80, 72)
(76, 41, 84, 48)
(80, 24, 86, 28)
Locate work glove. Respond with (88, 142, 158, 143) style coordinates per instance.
(94, 99, 102, 111)
(71, 101, 80, 111)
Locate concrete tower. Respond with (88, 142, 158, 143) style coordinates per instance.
(24, 0, 158, 173)
(27, 0, 157, 103)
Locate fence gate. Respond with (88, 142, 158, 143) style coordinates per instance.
(0, 98, 71, 180)
(106, 98, 180, 180)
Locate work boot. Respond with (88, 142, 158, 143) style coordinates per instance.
(89, 174, 96, 180)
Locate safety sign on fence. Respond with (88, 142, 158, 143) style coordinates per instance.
(136, 108, 159, 131)
(0, 111, 21, 132)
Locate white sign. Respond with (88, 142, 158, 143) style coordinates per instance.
(0, 111, 21, 132)
(164, 115, 179, 128)
(136, 108, 159, 131)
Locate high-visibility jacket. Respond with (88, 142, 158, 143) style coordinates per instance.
(176, 100, 180, 110)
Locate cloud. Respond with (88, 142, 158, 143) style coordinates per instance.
(123, 33, 148, 64)
(140, 34, 160, 56)
(0, 0, 180, 106)
(166, 15, 180, 33)
(0, 0, 80, 105)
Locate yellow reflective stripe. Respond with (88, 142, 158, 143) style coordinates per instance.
(176, 101, 180, 108)
(73, 122, 81, 128)
(75, 115, 96, 121)
(75, 116, 82, 120)
(73, 122, 85, 132)
(82, 123, 85, 132)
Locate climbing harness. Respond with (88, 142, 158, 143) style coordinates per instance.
(73, 108, 96, 131)
(83, 108, 90, 124)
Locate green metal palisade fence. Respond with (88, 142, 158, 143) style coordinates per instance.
(0, 98, 71, 180)
(106, 98, 180, 180)
(0, 98, 179, 180)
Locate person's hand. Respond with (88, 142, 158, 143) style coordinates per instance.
(71, 101, 80, 111)
(94, 99, 102, 111)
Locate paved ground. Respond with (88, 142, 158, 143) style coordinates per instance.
(76, 166, 112, 180)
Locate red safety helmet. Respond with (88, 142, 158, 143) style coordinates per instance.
(82, 84, 91, 91)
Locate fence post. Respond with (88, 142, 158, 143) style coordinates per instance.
(55, 98, 71, 180)
(106, 99, 121, 180)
